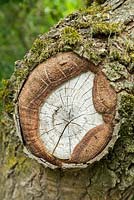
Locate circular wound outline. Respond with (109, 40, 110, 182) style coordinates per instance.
(16, 52, 117, 167)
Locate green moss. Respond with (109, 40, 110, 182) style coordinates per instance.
(130, 52, 134, 61)
(60, 26, 82, 46)
(83, 2, 103, 14)
(110, 50, 131, 66)
(0, 4, 134, 197)
(103, 62, 129, 81)
(83, 46, 102, 65)
(119, 93, 134, 118)
(125, 38, 134, 52)
(80, 3, 124, 37)
(111, 80, 134, 93)
(123, 137, 134, 153)
(109, 49, 121, 61)
(31, 37, 55, 54)
(91, 22, 122, 36)
(109, 37, 134, 68)
(0, 79, 14, 115)
(28, 37, 55, 64)
(20, 36, 61, 75)
(118, 93, 134, 137)
(105, 92, 134, 193)
(129, 53, 134, 73)
(14, 67, 29, 84)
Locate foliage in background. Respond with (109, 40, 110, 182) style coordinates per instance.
(0, 0, 83, 82)
(0, 2, 134, 199)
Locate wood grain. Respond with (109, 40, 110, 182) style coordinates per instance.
(93, 71, 117, 115)
(70, 124, 112, 163)
(18, 52, 96, 166)
(18, 52, 117, 167)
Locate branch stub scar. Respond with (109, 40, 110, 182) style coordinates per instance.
(16, 52, 117, 168)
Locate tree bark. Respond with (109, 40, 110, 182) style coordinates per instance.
(0, 0, 134, 199)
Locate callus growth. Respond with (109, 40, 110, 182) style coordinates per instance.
(16, 52, 117, 168)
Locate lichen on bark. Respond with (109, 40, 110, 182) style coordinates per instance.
(0, 1, 134, 199)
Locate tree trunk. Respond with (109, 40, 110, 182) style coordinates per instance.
(0, 0, 134, 199)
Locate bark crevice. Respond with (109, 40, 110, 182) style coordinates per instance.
(0, 0, 134, 199)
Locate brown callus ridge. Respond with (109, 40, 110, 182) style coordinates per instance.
(17, 52, 117, 167)
(70, 124, 112, 163)
(70, 71, 117, 163)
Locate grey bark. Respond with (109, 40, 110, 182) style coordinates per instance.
(0, 0, 134, 200)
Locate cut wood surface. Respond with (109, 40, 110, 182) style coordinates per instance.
(17, 52, 116, 168)
(1, 0, 134, 199)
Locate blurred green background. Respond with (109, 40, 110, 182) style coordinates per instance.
(1, 3, 134, 200)
(0, 0, 83, 83)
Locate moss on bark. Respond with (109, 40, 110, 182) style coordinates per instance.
(0, 1, 134, 199)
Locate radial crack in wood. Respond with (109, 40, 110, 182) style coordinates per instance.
(17, 52, 117, 168)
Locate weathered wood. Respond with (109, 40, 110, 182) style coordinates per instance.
(17, 52, 117, 168)
(0, 0, 134, 199)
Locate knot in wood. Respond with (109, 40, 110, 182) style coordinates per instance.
(15, 52, 117, 169)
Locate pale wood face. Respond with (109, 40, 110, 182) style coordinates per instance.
(17, 52, 117, 168)
(39, 71, 103, 160)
